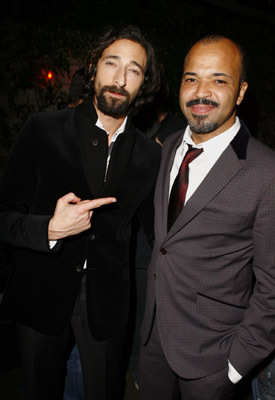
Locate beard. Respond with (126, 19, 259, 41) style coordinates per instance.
(188, 115, 219, 134)
(95, 85, 131, 118)
(185, 98, 235, 134)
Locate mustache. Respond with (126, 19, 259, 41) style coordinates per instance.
(102, 85, 129, 97)
(186, 99, 219, 108)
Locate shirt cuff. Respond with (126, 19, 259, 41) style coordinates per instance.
(228, 360, 242, 384)
(49, 240, 57, 249)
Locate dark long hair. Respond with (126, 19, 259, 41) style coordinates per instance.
(84, 25, 161, 113)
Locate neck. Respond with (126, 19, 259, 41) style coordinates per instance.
(94, 102, 126, 142)
(191, 130, 223, 144)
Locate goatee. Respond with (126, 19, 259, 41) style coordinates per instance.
(188, 116, 219, 134)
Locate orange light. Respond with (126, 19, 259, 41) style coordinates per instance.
(47, 71, 53, 80)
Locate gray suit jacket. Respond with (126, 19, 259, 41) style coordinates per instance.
(141, 122, 275, 379)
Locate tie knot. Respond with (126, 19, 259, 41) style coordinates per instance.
(183, 145, 203, 165)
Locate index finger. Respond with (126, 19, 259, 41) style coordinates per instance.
(79, 197, 117, 212)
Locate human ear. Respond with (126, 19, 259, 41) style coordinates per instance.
(236, 81, 248, 105)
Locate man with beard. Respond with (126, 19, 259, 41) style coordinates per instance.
(0, 25, 161, 400)
(139, 35, 275, 400)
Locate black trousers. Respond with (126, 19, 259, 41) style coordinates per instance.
(16, 276, 126, 400)
(139, 316, 236, 400)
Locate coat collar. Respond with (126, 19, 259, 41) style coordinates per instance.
(73, 98, 136, 197)
(158, 122, 250, 243)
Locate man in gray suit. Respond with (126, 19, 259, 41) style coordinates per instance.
(139, 35, 275, 400)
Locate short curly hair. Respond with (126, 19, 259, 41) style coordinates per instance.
(84, 25, 161, 114)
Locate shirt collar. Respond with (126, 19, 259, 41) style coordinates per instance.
(95, 116, 128, 137)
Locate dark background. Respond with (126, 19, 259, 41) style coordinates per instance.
(0, 2, 274, 398)
(0, 0, 274, 169)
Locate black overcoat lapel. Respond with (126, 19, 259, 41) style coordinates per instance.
(99, 122, 137, 197)
(73, 99, 108, 197)
(73, 98, 137, 198)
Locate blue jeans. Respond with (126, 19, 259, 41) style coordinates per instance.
(252, 357, 275, 400)
(63, 344, 84, 400)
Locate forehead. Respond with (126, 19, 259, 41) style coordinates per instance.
(100, 39, 147, 69)
(184, 39, 241, 79)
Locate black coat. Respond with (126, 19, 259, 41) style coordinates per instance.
(0, 99, 161, 340)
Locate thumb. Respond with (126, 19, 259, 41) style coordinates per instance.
(59, 192, 81, 205)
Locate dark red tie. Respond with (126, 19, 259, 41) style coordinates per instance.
(168, 145, 203, 230)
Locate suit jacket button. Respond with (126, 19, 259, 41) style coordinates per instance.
(92, 139, 99, 146)
(89, 233, 96, 241)
(153, 273, 156, 280)
(160, 248, 167, 255)
(75, 264, 83, 272)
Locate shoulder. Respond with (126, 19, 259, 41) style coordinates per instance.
(247, 137, 275, 181)
(129, 128, 161, 174)
(20, 108, 73, 140)
(157, 113, 186, 143)
(161, 129, 185, 157)
(237, 123, 275, 185)
(248, 136, 275, 159)
(30, 107, 73, 126)
(11, 108, 74, 155)
(20, 107, 72, 132)
(135, 128, 161, 157)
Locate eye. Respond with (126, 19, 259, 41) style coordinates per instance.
(129, 68, 141, 76)
(105, 61, 116, 67)
(184, 77, 196, 83)
(215, 79, 227, 85)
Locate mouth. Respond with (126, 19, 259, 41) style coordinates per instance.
(186, 99, 218, 115)
(107, 90, 126, 99)
(190, 105, 215, 114)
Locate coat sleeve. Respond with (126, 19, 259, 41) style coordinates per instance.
(0, 115, 60, 253)
(136, 142, 161, 248)
(229, 175, 275, 376)
(136, 182, 156, 248)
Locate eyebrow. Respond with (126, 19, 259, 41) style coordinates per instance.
(183, 71, 233, 79)
(103, 55, 145, 74)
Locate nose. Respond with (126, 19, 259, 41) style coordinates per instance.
(193, 80, 212, 99)
(114, 67, 126, 88)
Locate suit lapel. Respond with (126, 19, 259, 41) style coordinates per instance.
(155, 130, 184, 237)
(163, 124, 250, 243)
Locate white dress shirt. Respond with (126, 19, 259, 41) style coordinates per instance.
(95, 116, 128, 173)
(169, 117, 242, 384)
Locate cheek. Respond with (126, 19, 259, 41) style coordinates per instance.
(179, 84, 192, 100)
(217, 89, 236, 106)
(127, 79, 143, 97)
(95, 69, 114, 86)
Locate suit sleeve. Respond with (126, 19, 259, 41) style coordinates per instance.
(0, 115, 60, 253)
(229, 175, 275, 376)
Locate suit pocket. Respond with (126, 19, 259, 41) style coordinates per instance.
(196, 293, 246, 325)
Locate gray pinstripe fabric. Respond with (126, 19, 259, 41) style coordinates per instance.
(141, 123, 275, 383)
